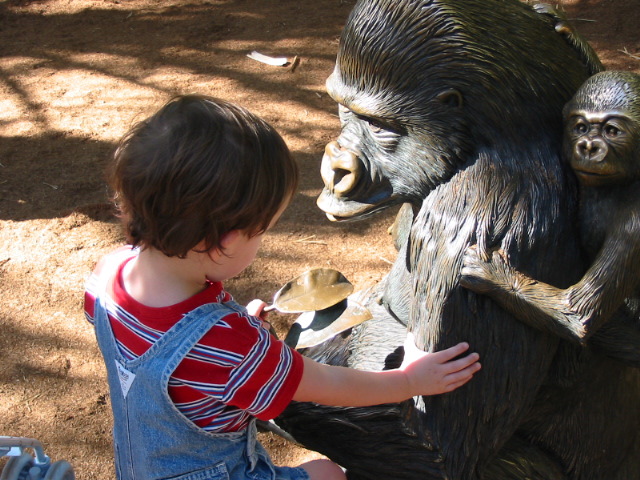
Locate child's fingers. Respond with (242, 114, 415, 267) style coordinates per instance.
(431, 342, 471, 362)
(443, 363, 481, 389)
(246, 299, 268, 317)
(452, 361, 481, 378)
(442, 375, 475, 392)
(443, 352, 481, 373)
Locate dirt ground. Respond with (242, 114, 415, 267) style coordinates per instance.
(0, 0, 638, 478)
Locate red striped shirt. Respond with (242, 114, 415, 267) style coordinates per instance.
(84, 246, 303, 432)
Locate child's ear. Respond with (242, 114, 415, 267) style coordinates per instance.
(219, 230, 241, 250)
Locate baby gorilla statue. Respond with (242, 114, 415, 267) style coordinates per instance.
(461, 71, 640, 365)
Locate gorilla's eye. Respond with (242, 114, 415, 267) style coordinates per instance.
(357, 114, 401, 136)
(367, 119, 385, 134)
(355, 115, 402, 152)
(574, 122, 588, 135)
(604, 124, 621, 137)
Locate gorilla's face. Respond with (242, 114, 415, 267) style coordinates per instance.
(564, 109, 640, 187)
(563, 71, 640, 187)
(317, 71, 467, 222)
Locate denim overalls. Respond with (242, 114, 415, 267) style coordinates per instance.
(94, 290, 310, 480)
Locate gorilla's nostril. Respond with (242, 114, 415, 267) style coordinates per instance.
(333, 168, 356, 194)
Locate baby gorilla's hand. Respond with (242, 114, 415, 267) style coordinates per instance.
(459, 246, 509, 294)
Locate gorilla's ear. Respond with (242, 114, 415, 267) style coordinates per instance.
(436, 89, 464, 108)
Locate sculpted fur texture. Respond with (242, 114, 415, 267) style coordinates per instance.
(276, 1, 640, 479)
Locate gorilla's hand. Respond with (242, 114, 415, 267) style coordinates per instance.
(460, 246, 515, 295)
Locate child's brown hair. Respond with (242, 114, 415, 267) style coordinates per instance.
(109, 95, 298, 257)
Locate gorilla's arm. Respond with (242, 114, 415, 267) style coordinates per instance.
(459, 210, 640, 354)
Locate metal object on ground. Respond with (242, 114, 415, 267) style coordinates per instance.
(0, 436, 74, 480)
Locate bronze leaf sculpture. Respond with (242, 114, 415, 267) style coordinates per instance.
(276, 1, 640, 479)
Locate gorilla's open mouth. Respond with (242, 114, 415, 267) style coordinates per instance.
(316, 188, 398, 222)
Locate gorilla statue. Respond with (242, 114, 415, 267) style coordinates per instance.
(276, 1, 640, 479)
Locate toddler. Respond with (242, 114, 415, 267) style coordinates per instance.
(84, 95, 481, 480)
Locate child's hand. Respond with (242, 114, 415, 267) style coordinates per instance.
(400, 332, 481, 396)
(246, 299, 268, 318)
(246, 299, 278, 337)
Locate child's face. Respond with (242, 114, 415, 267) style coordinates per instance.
(200, 201, 289, 283)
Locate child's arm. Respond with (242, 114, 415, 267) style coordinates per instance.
(293, 334, 480, 406)
(246, 298, 480, 406)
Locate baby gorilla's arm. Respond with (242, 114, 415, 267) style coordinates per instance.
(460, 240, 640, 365)
(460, 246, 588, 342)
